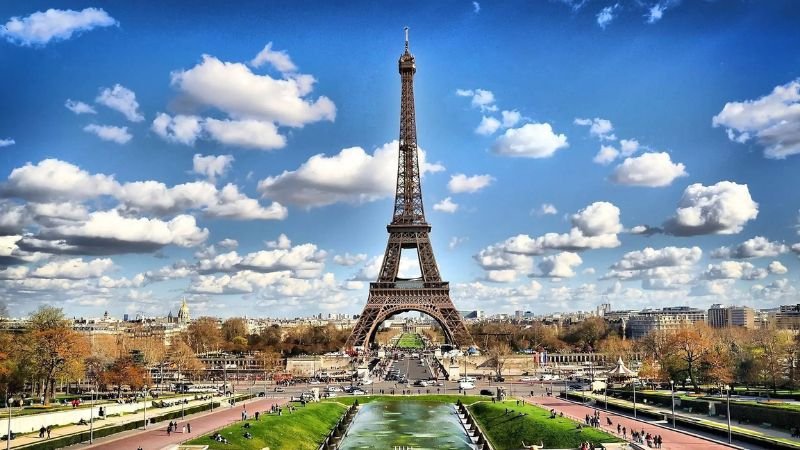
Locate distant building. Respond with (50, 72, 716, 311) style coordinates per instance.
(596, 303, 611, 317)
(774, 304, 800, 330)
(177, 298, 190, 325)
(628, 306, 707, 339)
(708, 304, 755, 329)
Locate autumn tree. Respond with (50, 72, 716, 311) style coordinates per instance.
(168, 339, 203, 381)
(752, 327, 793, 393)
(221, 318, 248, 343)
(22, 306, 90, 403)
(186, 317, 223, 353)
(663, 323, 714, 392)
(101, 356, 149, 397)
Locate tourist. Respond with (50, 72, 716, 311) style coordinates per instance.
(182, 425, 186, 434)
(622, 426, 627, 439)
(617, 424, 621, 434)
(39, 426, 45, 438)
(187, 423, 192, 433)
(167, 424, 172, 436)
(46, 425, 52, 439)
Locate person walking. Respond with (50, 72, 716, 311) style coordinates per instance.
(187, 422, 192, 433)
(182, 425, 186, 434)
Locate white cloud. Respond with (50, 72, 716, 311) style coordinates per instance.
(447, 173, 494, 194)
(449, 236, 467, 250)
(491, 123, 569, 158)
(151, 113, 203, 146)
(171, 54, 335, 128)
(710, 236, 788, 259)
(574, 117, 616, 140)
(536, 203, 558, 216)
(768, 261, 788, 275)
(31, 257, 113, 279)
(192, 154, 234, 182)
(610, 152, 687, 187)
(456, 88, 498, 112)
(0, 138, 15, 147)
(203, 118, 286, 150)
(83, 124, 132, 144)
(703, 261, 766, 280)
(250, 42, 298, 72)
(751, 278, 796, 301)
(266, 234, 292, 250)
(663, 181, 759, 236)
(333, 253, 367, 266)
(475, 116, 501, 135)
(257, 140, 443, 207)
(433, 197, 459, 213)
(351, 255, 420, 282)
(536, 252, 582, 278)
(593, 145, 619, 165)
(237, 242, 326, 278)
(647, 3, 666, 23)
(501, 110, 521, 128)
(202, 184, 287, 220)
(96, 84, 144, 122)
(596, 4, 620, 29)
(712, 79, 800, 159)
(1, 7, 117, 46)
(473, 1, 481, 13)
(611, 246, 702, 271)
(64, 99, 96, 115)
(3, 159, 119, 201)
(619, 139, 640, 156)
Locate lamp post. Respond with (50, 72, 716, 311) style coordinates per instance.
(670, 380, 676, 428)
(604, 384, 608, 410)
(89, 388, 95, 443)
(5, 390, 11, 450)
(142, 385, 148, 430)
(725, 384, 732, 444)
(632, 378, 637, 419)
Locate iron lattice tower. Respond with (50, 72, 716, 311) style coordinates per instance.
(346, 29, 473, 350)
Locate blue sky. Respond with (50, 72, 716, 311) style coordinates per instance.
(1, 1, 800, 319)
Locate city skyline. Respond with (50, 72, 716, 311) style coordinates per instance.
(2, 1, 800, 319)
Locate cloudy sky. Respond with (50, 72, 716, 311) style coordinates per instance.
(1, 1, 799, 319)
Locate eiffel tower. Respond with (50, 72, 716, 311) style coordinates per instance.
(346, 28, 473, 350)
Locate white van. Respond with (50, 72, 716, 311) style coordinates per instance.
(459, 381, 475, 390)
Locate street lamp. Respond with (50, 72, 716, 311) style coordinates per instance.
(632, 378, 637, 419)
(670, 380, 676, 428)
(89, 387, 95, 443)
(142, 385, 148, 430)
(725, 384, 732, 444)
(604, 384, 608, 410)
(5, 390, 11, 450)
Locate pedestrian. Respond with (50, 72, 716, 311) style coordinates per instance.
(622, 426, 627, 439)
(39, 425, 45, 438)
(617, 424, 621, 434)
(167, 424, 172, 436)
(46, 425, 52, 439)
(187, 423, 191, 433)
(182, 425, 186, 434)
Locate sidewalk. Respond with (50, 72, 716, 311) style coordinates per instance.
(86, 396, 288, 450)
(528, 395, 732, 450)
(579, 391, 797, 444)
(7, 395, 221, 448)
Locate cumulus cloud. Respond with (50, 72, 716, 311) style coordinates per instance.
(2, 159, 119, 202)
(710, 236, 788, 259)
(257, 140, 443, 207)
(1, 7, 117, 46)
(751, 278, 796, 301)
(83, 124, 132, 144)
(610, 152, 687, 187)
(172, 54, 335, 127)
(433, 197, 459, 213)
(473, 1, 481, 13)
(96, 84, 144, 122)
(593, 146, 619, 165)
(596, 4, 620, 29)
(574, 117, 616, 140)
(31, 257, 113, 279)
(333, 253, 367, 266)
(447, 173, 494, 194)
(151, 113, 203, 146)
(611, 246, 702, 271)
(192, 154, 234, 182)
(0, 138, 14, 147)
(65, 99, 96, 115)
(712, 79, 800, 159)
(19, 210, 208, 255)
(204, 118, 286, 150)
(456, 88, 497, 112)
(250, 42, 298, 72)
(449, 236, 467, 250)
(768, 260, 788, 275)
(536, 252, 582, 278)
(475, 116, 501, 136)
(536, 203, 558, 216)
(491, 123, 569, 158)
(661, 181, 759, 236)
(646, 3, 666, 23)
(703, 261, 767, 280)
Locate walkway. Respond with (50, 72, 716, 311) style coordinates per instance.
(528, 396, 732, 450)
(84, 396, 288, 449)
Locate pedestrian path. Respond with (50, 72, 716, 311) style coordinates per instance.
(580, 391, 796, 444)
(85, 397, 288, 449)
(528, 396, 732, 450)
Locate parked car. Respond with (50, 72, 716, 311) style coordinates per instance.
(520, 376, 534, 382)
(274, 387, 285, 393)
(480, 389, 493, 396)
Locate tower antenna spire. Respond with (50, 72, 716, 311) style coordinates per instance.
(404, 26, 409, 51)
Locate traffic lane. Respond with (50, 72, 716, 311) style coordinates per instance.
(85, 397, 288, 450)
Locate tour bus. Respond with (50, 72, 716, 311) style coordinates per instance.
(174, 382, 227, 393)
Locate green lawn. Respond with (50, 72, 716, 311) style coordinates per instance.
(470, 400, 622, 450)
(323, 394, 489, 406)
(186, 401, 346, 450)
(396, 332, 424, 349)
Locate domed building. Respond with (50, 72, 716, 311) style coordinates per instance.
(177, 298, 190, 325)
